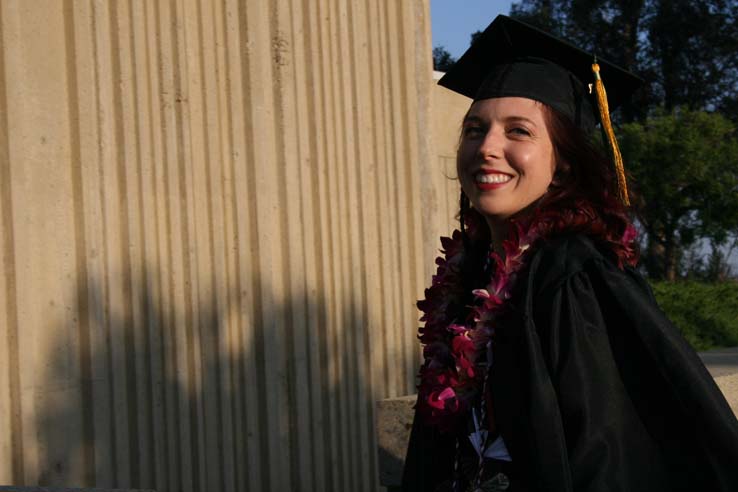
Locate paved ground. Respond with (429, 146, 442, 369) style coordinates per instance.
(700, 347, 738, 377)
(700, 347, 738, 415)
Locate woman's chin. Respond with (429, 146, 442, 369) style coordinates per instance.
(472, 201, 516, 224)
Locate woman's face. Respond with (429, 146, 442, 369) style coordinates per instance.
(457, 97, 556, 224)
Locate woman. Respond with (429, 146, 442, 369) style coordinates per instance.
(402, 15, 738, 492)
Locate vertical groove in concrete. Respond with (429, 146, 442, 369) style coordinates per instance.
(219, 0, 243, 488)
(0, 1, 441, 490)
(387, 0, 412, 399)
(136, 1, 155, 487)
(364, 0, 388, 433)
(215, 0, 236, 467)
(271, 1, 300, 488)
(337, 10, 357, 486)
(294, 0, 323, 489)
(331, 0, 352, 487)
(89, 0, 116, 484)
(398, 0, 424, 394)
(151, 0, 176, 488)
(190, 0, 222, 489)
(316, 0, 341, 489)
(105, 2, 131, 486)
(62, 0, 96, 485)
(284, 0, 317, 488)
(229, 1, 262, 491)
(127, 1, 153, 486)
(346, 1, 371, 489)
(361, 0, 386, 485)
(261, 1, 289, 488)
(377, 0, 401, 399)
(0, 0, 24, 484)
(302, 0, 330, 489)
(413, 0, 436, 391)
(234, 0, 267, 489)
(210, 0, 236, 490)
(124, 3, 144, 484)
(142, 1, 168, 488)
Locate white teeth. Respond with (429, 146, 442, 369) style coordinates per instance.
(476, 173, 512, 184)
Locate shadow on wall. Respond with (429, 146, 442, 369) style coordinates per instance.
(30, 265, 373, 492)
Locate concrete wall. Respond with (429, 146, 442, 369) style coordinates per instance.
(0, 1, 466, 491)
(426, 71, 471, 258)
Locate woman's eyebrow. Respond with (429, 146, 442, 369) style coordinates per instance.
(462, 114, 538, 126)
(504, 115, 537, 126)
(462, 115, 485, 125)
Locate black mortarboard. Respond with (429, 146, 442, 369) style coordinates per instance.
(438, 15, 643, 134)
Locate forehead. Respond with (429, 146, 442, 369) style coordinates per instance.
(466, 96, 546, 122)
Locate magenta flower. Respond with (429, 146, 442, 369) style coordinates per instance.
(428, 387, 457, 410)
(416, 223, 536, 431)
(622, 223, 637, 244)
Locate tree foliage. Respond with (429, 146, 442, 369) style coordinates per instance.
(650, 280, 738, 350)
(432, 46, 456, 72)
(509, 0, 738, 120)
(620, 109, 738, 279)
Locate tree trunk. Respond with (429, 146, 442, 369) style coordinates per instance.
(645, 229, 666, 280)
(663, 236, 678, 281)
(615, 0, 646, 122)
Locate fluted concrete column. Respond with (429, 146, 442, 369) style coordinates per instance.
(0, 1, 450, 491)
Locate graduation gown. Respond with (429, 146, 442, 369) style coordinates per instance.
(403, 234, 738, 491)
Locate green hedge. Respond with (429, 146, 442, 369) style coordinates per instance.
(650, 281, 738, 351)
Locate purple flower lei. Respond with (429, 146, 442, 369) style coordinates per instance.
(415, 220, 540, 432)
(415, 201, 639, 433)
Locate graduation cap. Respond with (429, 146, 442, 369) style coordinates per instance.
(438, 15, 643, 205)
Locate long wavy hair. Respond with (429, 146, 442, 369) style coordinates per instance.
(458, 102, 639, 274)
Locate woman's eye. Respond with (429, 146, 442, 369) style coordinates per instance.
(508, 127, 531, 136)
(463, 126, 484, 137)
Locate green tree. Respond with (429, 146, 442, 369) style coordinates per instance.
(704, 245, 734, 282)
(646, 0, 738, 111)
(509, 0, 564, 35)
(508, 0, 738, 119)
(469, 30, 485, 46)
(432, 46, 456, 72)
(620, 110, 738, 280)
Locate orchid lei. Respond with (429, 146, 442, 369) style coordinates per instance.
(416, 218, 540, 432)
(416, 205, 639, 433)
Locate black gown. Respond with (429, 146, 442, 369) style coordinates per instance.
(402, 234, 738, 491)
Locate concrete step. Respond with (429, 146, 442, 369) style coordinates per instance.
(0, 488, 155, 492)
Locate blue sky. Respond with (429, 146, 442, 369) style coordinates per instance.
(431, 0, 516, 59)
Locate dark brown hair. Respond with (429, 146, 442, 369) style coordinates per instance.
(538, 104, 627, 213)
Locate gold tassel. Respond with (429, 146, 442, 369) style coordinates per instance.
(592, 61, 630, 206)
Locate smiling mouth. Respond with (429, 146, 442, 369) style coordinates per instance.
(475, 172, 512, 184)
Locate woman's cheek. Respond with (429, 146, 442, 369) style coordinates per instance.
(509, 148, 532, 173)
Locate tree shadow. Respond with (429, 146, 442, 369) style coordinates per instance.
(27, 264, 375, 492)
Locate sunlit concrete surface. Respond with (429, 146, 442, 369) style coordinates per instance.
(0, 1, 439, 491)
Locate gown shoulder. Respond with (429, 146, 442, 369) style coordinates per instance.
(498, 233, 738, 491)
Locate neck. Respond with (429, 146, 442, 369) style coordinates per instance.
(485, 216, 509, 258)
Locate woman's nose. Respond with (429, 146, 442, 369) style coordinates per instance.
(478, 129, 503, 160)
